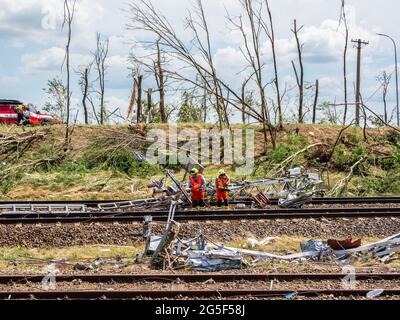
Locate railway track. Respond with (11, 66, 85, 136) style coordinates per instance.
(1, 273, 399, 299)
(1, 206, 400, 224)
(1, 272, 399, 283)
(1, 196, 400, 207)
(2, 289, 400, 299)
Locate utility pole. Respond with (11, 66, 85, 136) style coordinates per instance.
(352, 39, 369, 126)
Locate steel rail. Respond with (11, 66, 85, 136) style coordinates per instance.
(0, 273, 399, 283)
(1, 289, 400, 299)
(1, 273, 400, 299)
(0, 197, 400, 207)
(1, 207, 400, 224)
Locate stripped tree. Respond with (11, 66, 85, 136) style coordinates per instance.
(226, 0, 277, 149)
(93, 33, 109, 125)
(127, 0, 276, 151)
(77, 63, 92, 124)
(62, 0, 76, 146)
(291, 19, 305, 123)
(155, 39, 167, 123)
(258, 0, 283, 127)
(377, 71, 392, 123)
(338, 0, 349, 125)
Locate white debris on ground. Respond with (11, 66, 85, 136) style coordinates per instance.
(144, 202, 400, 271)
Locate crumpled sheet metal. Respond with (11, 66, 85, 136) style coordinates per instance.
(226, 231, 400, 262)
(300, 240, 328, 253)
(186, 249, 242, 272)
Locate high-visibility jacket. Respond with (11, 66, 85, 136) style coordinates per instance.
(189, 174, 206, 201)
(216, 175, 229, 201)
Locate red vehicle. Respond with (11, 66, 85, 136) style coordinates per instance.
(0, 100, 63, 126)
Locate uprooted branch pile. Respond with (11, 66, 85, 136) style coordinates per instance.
(0, 128, 67, 180)
(83, 126, 148, 166)
(0, 129, 49, 162)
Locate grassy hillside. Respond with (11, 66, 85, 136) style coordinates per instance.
(0, 124, 399, 200)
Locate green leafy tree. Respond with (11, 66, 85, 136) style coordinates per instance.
(43, 77, 67, 121)
(177, 92, 203, 123)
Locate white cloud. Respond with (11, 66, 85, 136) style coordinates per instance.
(21, 47, 65, 75)
(20, 47, 92, 75)
(1, 0, 399, 123)
(0, 75, 19, 86)
(214, 46, 246, 69)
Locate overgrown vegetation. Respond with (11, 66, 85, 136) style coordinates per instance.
(2, 125, 400, 199)
(84, 149, 160, 177)
(268, 133, 308, 164)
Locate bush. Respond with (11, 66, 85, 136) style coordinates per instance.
(386, 130, 400, 145)
(348, 126, 362, 144)
(62, 162, 89, 174)
(0, 171, 24, 194)
(360, 176, 381, 194)
(356, 171, 400, 195)
(348, 143, 366, 165)
(85, 149, 161, 177)
(268, 134, 308, 164)
(287, 133, 307, 146)
(333, 144, 347, 169)
(380, 172, 400, 194)
(268, 144, 298, 163)
(380, 147, 400, 170)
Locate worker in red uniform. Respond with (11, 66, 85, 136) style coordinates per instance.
(189, 168, 206, 207)
(13, 104, 25, 126)
(216, 169, 230, 207)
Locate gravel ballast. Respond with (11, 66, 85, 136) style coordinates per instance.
(0, 217, 399, 248)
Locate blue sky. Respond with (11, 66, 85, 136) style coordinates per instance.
(0, 0, 399, 123)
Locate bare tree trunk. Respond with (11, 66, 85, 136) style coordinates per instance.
(94, 33, 109, 125)
(156, 40, 167, 123)
(62, 0, 76, 146)
(147, 88, 153, 123)
(265, 0, 282, 127)
(384, 88, 388, 123)
(194, 0, 230, 128)
(241, 81, 247, 124)
(343, 29, 349, 124)
(291, 19, 304, 123)
(202, 81, 207, 123)
(312, 79, 319, 124)
(128, 1, 266, 133)
(239, 0, 276, 150)
(82, 67, 89, 124)
(339, 0, 349, 125)
(137, 75, 143, 123)
(379, 71, 391, 123)
(126, 77, 138, 123)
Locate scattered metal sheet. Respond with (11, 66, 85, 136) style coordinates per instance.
(300, 240, 329, 253)
(226, 232, 400, 263)
(246, 237, 276, 248)
(278, 193, 313, 208)
(187, 249, 242, 272)
(367, 289, 384, 299)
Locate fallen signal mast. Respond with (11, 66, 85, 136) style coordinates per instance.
(148, 167, 324, 208)
(0, 168, 323, 215)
